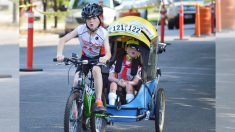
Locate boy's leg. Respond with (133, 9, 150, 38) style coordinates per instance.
(126, 83, 134, 103)
(73, 64, 89, 87)
(108, 82, 118, 105)
(92, 66, 106, 111)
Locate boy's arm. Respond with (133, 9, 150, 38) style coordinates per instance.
(57, 28, 78, 61)
(100, 35, 111, 63)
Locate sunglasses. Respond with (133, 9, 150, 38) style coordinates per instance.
(128, 44, 140, 51)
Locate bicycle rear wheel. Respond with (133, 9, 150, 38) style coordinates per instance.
(155, 88, 166, 132)
(64, 91, 84, 132)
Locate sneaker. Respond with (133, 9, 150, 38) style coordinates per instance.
(94, 100, 106, 113)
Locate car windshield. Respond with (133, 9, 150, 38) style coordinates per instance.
(71, 0, 111, 9)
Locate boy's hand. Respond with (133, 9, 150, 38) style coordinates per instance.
(56, 55, 64, 62)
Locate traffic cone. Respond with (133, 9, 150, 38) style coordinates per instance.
(179, 2, 184, 39)
(20, 0, 43, 72)
(195, 2, 201, 37)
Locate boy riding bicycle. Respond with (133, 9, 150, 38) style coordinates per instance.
(56, 3, 111, 112)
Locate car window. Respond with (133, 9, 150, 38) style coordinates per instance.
(70, 0, 111, 9)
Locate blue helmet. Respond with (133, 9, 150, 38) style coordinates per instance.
(81, 3, 103, 19)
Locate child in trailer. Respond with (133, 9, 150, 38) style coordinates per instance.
(108, 39, 142, 105)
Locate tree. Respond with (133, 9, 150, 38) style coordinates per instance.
(53, 0, 58, 28)
(42, 0, 47, 30)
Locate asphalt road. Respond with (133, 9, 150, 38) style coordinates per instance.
(20, 33, 215, 132)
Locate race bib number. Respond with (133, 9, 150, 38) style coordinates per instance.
(109, 24, 141, 36)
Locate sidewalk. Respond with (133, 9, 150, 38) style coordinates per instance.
(19, 14, 80, 47)
(19, 32, 78, 47)
(0, 8, 18, 46)
(0, 25, 18, 45)
(157, 24, 215, 42)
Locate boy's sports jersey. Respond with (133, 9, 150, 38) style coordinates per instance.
(76, 25, 108, 58)
(110, 56, 141, 81)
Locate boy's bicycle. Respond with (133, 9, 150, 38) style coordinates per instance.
(54, 15, 167, 132)
(54, 55, 107, 132)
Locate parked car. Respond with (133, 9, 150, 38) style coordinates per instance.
(64, 0, 118, 33)
(166, 0, 204, 30)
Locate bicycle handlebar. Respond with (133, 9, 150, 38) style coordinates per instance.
(53, 57, 102, 65)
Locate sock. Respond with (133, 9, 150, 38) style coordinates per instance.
(96, 98, 101, 102)
(126, 94, 134, 103)
(108, 93, 117, 105)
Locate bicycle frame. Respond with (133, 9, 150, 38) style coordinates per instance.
(73, 67, 96, 119)
(74, 64, 106, 119)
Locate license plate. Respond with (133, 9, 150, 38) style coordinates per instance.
(184, 15, 193, 19)
(108, 24, 141, 36)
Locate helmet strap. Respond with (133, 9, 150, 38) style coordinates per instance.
(126, 54, 132, 61)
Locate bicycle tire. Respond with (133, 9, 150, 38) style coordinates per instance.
(90, 94, 107, 132)
(155, 88, 166, 132)
(90, 113, 107, 132)
(64, 91, 84, 132)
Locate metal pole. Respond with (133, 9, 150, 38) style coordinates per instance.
(160, 3, 166, 43)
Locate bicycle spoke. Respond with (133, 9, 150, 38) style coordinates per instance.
(69, 100, 82, 132)
(95, 118, 102, 132)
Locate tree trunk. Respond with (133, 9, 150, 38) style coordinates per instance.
(43, 0, 47, 30)
(53, 0, 58, 28)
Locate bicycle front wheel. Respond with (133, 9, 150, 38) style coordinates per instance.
(64, 91, 84, 132)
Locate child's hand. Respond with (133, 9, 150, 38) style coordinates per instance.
(118, 79, 127, 87)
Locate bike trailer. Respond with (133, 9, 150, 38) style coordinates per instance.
(107, 79, 158, 122)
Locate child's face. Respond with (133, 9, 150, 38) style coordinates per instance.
(126, 46, 140, 58)
(86, 17, 100, 31)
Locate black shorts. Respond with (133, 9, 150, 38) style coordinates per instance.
(75, 55, 109, 76)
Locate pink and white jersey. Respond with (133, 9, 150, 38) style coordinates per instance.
(76, 25, 108, 58)
(109, 59, 142, 81)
